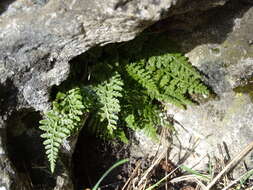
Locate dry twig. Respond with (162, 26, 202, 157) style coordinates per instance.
(137, 150, 167, 186)
(206, 141, 253, 190)
(122, 160, 141, 190)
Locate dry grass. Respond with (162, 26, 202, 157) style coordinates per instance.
(121, 137, 253, 190)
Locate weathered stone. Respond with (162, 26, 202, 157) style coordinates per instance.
(0, 116, 30, 190)
(0, 0, 231, 112)
(0, 0, 178, 113)
(151, 0, 253, 177)
(130, 0, 253, 180)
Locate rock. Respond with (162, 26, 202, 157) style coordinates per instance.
(0, 0, 239, 189)
(0, 0, 231, 113)
(175, 0, 253, 164)
(130, 0, 253, 179)
(0, 0, 178, 113)
(0, 116, 31, 190)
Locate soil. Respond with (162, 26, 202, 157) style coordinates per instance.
(72, 126, 189, 190)
(6, 110, 56, 190)
(72, 128, 131, 190)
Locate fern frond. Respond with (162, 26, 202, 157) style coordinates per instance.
(126, 59, 162, 101)
(39, 87, 92, 173)
(152, 53, 208, 95)
(39, 110, 63, 173)
(94, 72, 123, 135)
(120, 80, 162, 140)
(126, 52, 209, 108)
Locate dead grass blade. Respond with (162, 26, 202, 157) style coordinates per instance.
(137, 149, 167, 187)
(221, 168, 253, 190)
(170, 174, 208, 190)
(206, 141, 253, 190)
(122, 160, 141, 190)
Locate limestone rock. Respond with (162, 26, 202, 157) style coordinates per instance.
(173, 1, 253, 172)
(0, 0, 178, 113)
(130, 0, 253, 179)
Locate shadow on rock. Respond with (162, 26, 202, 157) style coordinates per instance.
(6, 110, 56, 190)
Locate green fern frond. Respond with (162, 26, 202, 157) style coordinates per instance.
(126, 52, 209, 108)
(39, 87, 92, 173)
(120, 80, 163, 140)
(126, 60, 162, 101)
(39, 110, 63, 173)
(94, 72, 123, 135)
(151, 53, 208, 95)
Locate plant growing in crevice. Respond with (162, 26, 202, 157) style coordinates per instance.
(39, 34, 210, 173)
(39, 87, 93, 172)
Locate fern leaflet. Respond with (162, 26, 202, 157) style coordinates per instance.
(93, 72, 123, 135)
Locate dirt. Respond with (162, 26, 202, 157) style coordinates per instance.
(6, 110, 56, 190)
(72, 128, 131, 190)
(72, 125, 193, 190)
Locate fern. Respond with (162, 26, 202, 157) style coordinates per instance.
(93, 72, 123, 135)
(39, 74, 124, 172)
(39, 111, 64, 173)
(126, 53, 209, 108)
(39, 34, 210, 173)
(119, 79, 162, 139)
(39, 87, 93, 173)
(119, 62, 171, 139)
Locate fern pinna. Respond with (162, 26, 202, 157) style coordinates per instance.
(39, 35, 210, 173)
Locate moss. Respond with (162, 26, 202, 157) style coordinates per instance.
(233, 77, 253, 102)
(210, 47, 220, 55)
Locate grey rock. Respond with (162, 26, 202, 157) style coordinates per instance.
(0, 0, 230, 112)
(0, 116, 30, 190)
(175, 3, 253, 176)
(0, 0, 177, 112)
(132, 0, 253, 179)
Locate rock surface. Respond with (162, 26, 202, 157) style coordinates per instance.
(132, 0, 253, 179)
(0, 0, 247, 189)
(172, 1, 253, 173)
(0, 0, 175, 112)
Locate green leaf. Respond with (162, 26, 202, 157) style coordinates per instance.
(39, 87, 93, 173)
(94, 72, 123, 135)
